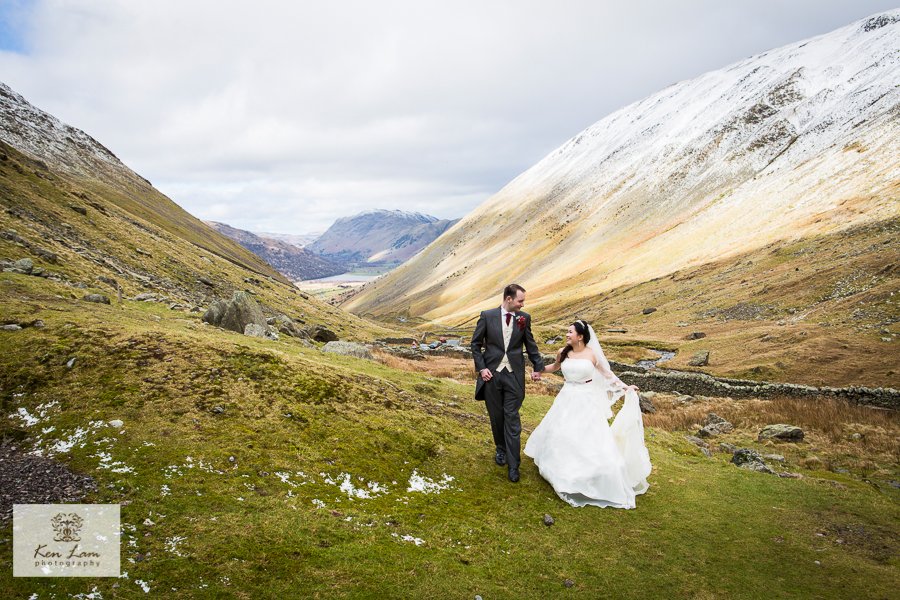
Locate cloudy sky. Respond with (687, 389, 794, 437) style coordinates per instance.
(0, 1, 896, 234)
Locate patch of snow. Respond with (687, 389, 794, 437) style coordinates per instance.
(407, 470, 456, 494)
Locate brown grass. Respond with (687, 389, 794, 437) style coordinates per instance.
(373, 351, 476, 382)
(644, 393, 899, 476)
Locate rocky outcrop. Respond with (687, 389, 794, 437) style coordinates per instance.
(203, 291, 267, 335)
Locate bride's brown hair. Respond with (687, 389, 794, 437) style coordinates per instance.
(559, 319, 591, 363)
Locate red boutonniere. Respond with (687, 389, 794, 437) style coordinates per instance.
(516, 315, 526, 331)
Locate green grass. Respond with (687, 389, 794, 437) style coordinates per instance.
(1, 275, 897, 599)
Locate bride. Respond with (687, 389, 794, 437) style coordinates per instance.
(524, 320, 651, 508)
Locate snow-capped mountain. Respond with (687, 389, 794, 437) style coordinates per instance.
(345, 11, 900, 323)
(307, 209, 459, 267)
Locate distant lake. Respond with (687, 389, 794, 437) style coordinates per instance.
(302, 272, 382, 284)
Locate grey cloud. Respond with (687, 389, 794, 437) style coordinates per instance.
(0, 0, 896, 233)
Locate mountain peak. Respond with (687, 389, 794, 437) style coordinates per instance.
(345, 10, 899, 324)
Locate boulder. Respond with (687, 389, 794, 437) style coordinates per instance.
(638, 392, 656, 414)
(274, 314, 308, 338)
(758, 424, 804, 442)
(696, 412, 733, 438)
(308, 325, 339, 343)
(221, 291, 267, 334)
(83, 293, 111, 304)
(684, 435, 709, 449)
(642, 307, 657, 315)
(202, 292, 267, 335)
(322, 341, 374, 360)
(4, 257, 34, 274)
(202, 299, 227, 324)
(688, 351, 710, 367)
(244, 323, 268, 338)
(686, 332, 707, 340)
(731, 448, 776, 474)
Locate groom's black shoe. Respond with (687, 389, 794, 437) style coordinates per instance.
(494, 450, 506, 466)
(507, 467, 520, 483)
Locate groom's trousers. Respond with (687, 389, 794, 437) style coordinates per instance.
(483, 368, 525, 470)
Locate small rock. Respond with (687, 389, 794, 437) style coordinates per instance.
(66, 357, 76, 368)
(731, 448, 776, 475)
(697, 413, 733, 437)
(688, 351, 710, 367)
(10, 257, 34, 274)
(108, 419, 124, 428)
(143, 518, 154, 526)
(1, 324, 22, 331)
(758, 424, 804, 442)
(674, 394, 695, 405)
(718, 443, 737, 454)
(134, 292, 158, 302)
(762, 453, 785, 463)
(83, 293, 111, 304)
(212, 406, 225, 415)
(244, 323, 267, 338)
(686, 331, 706, 340)
(642, 307, 657, 315)
(308, 325, 339, 343)
(638, 393, 656, 414)
(543, 514, 554, 526)
(684, 435, 709, 449)
(778, 472, 803, 479)
(564, 579, 575, 588)
(849, 432, 862, 441)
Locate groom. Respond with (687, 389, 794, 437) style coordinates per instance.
(471, 284, 545, 482)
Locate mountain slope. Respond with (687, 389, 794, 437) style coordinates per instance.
(0, 83, 289, 282)
(308, 209, 458, 267)
(345, 12, 899, 324)
(0, 82, 392, 340)
(206, 221, 345, 281)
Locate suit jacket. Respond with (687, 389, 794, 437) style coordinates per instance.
(471, 307, 545, 400)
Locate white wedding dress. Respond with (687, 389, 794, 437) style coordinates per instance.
(524, 356, 651, 508)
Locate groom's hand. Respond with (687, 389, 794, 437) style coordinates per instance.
(480, 368, 493, 382)
(531, 371, 543, 382)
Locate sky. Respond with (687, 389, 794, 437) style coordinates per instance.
(0, 1, 897, 235)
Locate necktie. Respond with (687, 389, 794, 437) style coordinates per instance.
(505, 312, 511, 326)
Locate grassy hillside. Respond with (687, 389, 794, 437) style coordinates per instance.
(0, 273, 897, 598)
(532, 217, 899, 388)
(375, 217, 899, 390)
(0, 141, 393, 341)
